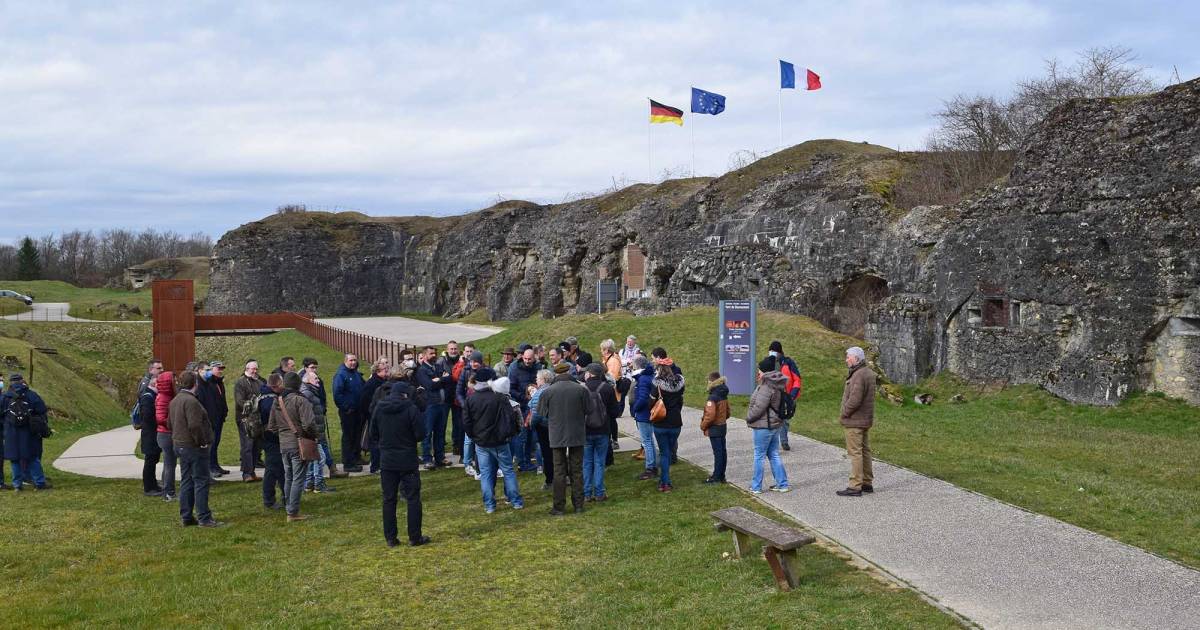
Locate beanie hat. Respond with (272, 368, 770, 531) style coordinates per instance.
(469, 350, 484, 362)
(758, 356, 777, 373)
(282, 372, 302, 390)
(474, 367, 497, 382)
(769, 340, 783, 354)
(553, 362, 571, 374)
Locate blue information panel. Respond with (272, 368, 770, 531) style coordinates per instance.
(718, 299, 757, 395)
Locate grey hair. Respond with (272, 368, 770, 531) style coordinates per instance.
(847, 346, 866, 364)
(633, 356, 650, 370)
(536, 369, 554, 385)
(600, 338, 616, 353)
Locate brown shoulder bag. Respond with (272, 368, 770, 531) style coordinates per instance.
(277, 397, 320, 462)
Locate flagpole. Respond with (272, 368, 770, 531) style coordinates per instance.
(778, 88, 783, 150)
(648, 116, 652, 183)
(690, 116, 696, 177)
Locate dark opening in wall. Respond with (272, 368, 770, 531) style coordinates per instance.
(982, 298, 1007, 327)
(833, 275, 890, 338)
(1010, 301, 1022, 327)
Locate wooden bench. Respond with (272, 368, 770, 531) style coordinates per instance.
(712, 506, 815, 591)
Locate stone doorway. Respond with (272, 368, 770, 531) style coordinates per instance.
(833, 275, 890, 338)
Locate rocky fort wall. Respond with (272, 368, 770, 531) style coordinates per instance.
(208, 79, 1200, 406)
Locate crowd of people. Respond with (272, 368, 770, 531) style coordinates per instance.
(4, 330, 878, 548)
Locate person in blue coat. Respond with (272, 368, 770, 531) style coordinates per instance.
(333, 354, 366, 472)
(2, 373, 51, 491)
(628, 356, 658, 481)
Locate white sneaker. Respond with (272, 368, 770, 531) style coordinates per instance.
(464, 465, 477, 478)
(770, 485, 792, 493)
(473, 472, 482, 481)
(497, 469, 505, 478)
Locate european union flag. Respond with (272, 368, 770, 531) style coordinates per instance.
(691, 87, 726, 115)
(780, 60, 795, 89)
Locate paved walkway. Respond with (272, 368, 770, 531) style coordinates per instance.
(53, 426, 374, 481)
(1, 302, 149, 323)
(618, 410, 1200, 630)
(317, 315, 501, 347)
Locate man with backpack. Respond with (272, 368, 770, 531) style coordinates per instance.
(464, 368, 525, 513)
(582, 363, 619, 502)
(2, 373, 51, 491)
(766, 341, 803, 450)
(234, 360, 265, 482)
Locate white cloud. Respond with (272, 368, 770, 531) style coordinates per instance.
(0, 1, 1193, 240)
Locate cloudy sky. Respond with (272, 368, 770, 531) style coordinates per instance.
(1, 1, 1194, 243)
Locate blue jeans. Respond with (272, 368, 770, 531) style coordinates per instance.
(751, 427, 788, 492)
(462, 433, 475, 468)
(583, 434, 609, 497)
(422, 403, 448, 464)
(523, 424, 539, 467)
(636, 421, 657, 471)
(709, 426, 727, 480)
(476, 444, 524, 511)
(307, 440, 333, 489)
(10, 457, 46, 488)
(652, 426, 680, 485)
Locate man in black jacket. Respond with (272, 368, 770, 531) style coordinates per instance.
(464, 368, 525, 513)
(205, 362, 230, 476)
(370, 382, 430, 547)
(415, 346, 452, 470)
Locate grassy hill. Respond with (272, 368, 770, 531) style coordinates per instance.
(467, 307, 1200, 568)
(0, 324, 957, 628)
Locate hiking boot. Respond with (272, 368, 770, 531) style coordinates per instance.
(314, 486, 336, 493)
(344, 465, 364, 473)
(242, 474, 260, 482)
(836, 487, 863, 497)
(215, 467, 231, 475)
(162, 493, 177, 502)
(287, 514, 309, 522)
(595, 495, 608, 502)
(862, 484, 874, 493)
(770, 485, 792, 493)
(386, 539, 401, 548)
(704, 477, 724, 484)
(144, 489, 164, 497)
(329, 469, 349, 478)
(36, 481, 53, 490)
(181, 518, 199, 527)
(548, 508, 566, 516)
(410, 536, 432, 547)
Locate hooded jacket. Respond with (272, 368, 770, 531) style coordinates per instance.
(649, 369, 686, 429)
(464, 381, 519, 448)
(700, 377, 731, 434)
(747, 370, 788, 430)
(300, 382, 327, 435)
(630, 365, 656, 422)
(370, 382, 427, 472)
(154, 372, 176, 433)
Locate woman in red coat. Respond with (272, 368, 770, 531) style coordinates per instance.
(154, 371, 178, 500)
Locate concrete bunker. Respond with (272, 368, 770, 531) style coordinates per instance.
(833, 275, 890, 337)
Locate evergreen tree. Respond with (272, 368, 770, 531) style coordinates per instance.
(16, 236, 41, 280)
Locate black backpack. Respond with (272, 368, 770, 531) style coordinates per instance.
(776, 392, 797, 421)
(6, 393, 32, 428)
(585, 387, 608, 431)
(615, 375, 632, 396)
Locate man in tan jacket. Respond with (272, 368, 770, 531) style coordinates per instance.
(837, 346, 876, 497)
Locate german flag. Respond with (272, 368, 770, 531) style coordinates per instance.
(649, 99, 684, 125)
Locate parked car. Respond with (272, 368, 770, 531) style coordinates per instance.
(0, 290, 34, 305)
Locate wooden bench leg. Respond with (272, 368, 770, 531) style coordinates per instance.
(763, 547, 792, 592)
(732, 530, 752, 559)
(777, 548, 802, 589)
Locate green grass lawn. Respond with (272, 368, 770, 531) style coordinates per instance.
(0, 326, 957, 629)
(0, 280, 153, 320)
(467, 307, 1200, 568)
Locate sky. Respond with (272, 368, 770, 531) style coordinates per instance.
(0, 1, 1195, 244)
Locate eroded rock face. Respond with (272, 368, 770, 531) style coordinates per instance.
(208, 79, 1200, 405)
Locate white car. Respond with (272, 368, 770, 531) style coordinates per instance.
(0, 290, 34, 305)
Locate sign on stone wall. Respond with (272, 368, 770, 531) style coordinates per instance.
(718, 299, 757, 395)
